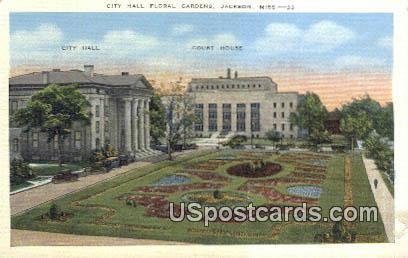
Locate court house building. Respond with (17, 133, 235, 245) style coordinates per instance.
(187, 69, 301, 138)
(9, 65, 155, 161)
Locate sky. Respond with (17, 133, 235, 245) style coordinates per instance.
(9, 12, 393, 110)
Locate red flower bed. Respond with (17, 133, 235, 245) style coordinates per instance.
(185, 170, 229, 182)
(239, 183, 318, 205)
(134, 182, 225, 194)
(227, 162, 282, 178)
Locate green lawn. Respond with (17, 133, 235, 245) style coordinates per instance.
(11, 150, 387, 244)
(10, 181, 34, 192)
(29, 162, 87, 176)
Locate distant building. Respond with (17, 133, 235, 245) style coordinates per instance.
(325, 109, 341, 134)
(9, 65, 156, 161)
(187, 69, 301, 138)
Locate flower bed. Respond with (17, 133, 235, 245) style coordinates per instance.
(184, 170, 229, 182)
(287, 185, 322, 198)
(227, 161, 282, 178)
(134, 182, 225, 194)
(185, 159, 227, 171)
(181, 190, 250, 206)
(151, 175, 191, 186)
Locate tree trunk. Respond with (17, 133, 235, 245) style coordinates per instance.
(167, 139, 173, 161)
(57, 134, 64, 167)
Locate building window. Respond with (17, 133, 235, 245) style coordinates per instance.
(281, 112, 285, 118)
(105, 121, 109, 132)
(10, 100, 18, 113)
(273, 123, 277, 130)
(208, 103, 217, 132)
(273, 102, 277, 108)
(96, 121, 100, 134)
(250, 103, 260, 132)
(96, 138, 100, 149)
(12, 138, 19, 152)
(222, 104, 231, 132)
(290, 102, 293, 108)
(273, 112, 277, 118)
(74, 131, 81, 149)
(290, 135, 294, 139)
(237, 103, 246, 132)
(95, 105, 100, 117)
(194, 104, 204, 131)
(281, 124, 285, 131)
(290, 123, 294, 131)
(32, 132, 39, 148)
(104, 105, 109, 117)
(281, 102, 285, 108)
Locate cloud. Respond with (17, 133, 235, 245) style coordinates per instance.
(11, 23, 63, 50)
(187, 33, 240, 47)
(334, 55, 386, 70)
(255, 20, 355, 53)
(171, 24, 194, 35)
(378, 36, 392, 49)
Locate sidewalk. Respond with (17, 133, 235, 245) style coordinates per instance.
(11, 149, 199, 216)
(11, 229, 185, 246)
(362, 157, 394, 242)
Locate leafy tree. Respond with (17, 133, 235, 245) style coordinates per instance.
(290, 92, 328, 137)
(340, 111, 373, 151)
(10, 159, 35, 184)
(376, 102, 393, 140)
(149, 94, 166, 145)
(309, 129, 332, 149)
(265, 129, 282, 149)
(13, 84, 91, 166)
(162, 80, 196, 160)
(225, 135, 247, 149)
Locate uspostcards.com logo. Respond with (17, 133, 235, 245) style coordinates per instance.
(169, 202, 378, 226)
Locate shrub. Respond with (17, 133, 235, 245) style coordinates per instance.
(49, 203, 61, 220)
(226, 135, 247, 149)
(10, 159, 35, 184)
(213, 189, 222, 199)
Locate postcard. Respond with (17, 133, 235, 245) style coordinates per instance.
(1, 0, 408, 257)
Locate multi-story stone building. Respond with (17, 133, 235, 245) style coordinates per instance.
(187, 69, 301, 138)
(9, 65, 156, 161)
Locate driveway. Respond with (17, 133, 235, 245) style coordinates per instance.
(362, 157, 394, 242)
(11, 149, 199, 216)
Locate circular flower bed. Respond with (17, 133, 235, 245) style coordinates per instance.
(181, 190, 251, 206)
(151, 175, 191, 186)
(287, 185, 322, 198)
(227, 161, 282, 178)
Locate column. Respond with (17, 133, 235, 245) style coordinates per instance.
(245, 103, 251, 136)
(123, 98, 132, 153)
(100, 98, 105, 146)
(203, 103, 209, 135)
(132, 98, 139, 152)
(90, 98, 97, 149)
(231, 103, 237, 132)
(138, 98, 145, 150)
(144, 99, 151, 150)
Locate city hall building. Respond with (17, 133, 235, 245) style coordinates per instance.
(9, 65, 155, 161)
(187, 69, 301, 138)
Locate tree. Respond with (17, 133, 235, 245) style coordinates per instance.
(340, 111, 373, 151)
(376, 102, 393, 140)
(309, 129, 331, 149)
(162, 79, 196, 160)
(13, 84, 91, 166)
(149, 94, 166, 145)
(290, 92, 328, 137)
(265, 129, 282, 149)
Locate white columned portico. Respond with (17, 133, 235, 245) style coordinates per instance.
(144, 99, 151, 151)
(132, 98, 139, 153)
(138, 98, 145, 150)
(123, 98, 132, 153)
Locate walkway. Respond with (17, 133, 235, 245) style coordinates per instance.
(11, 229, 185, 246)
(362, 157, 395, 242)
(10, 149, 198, 216)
